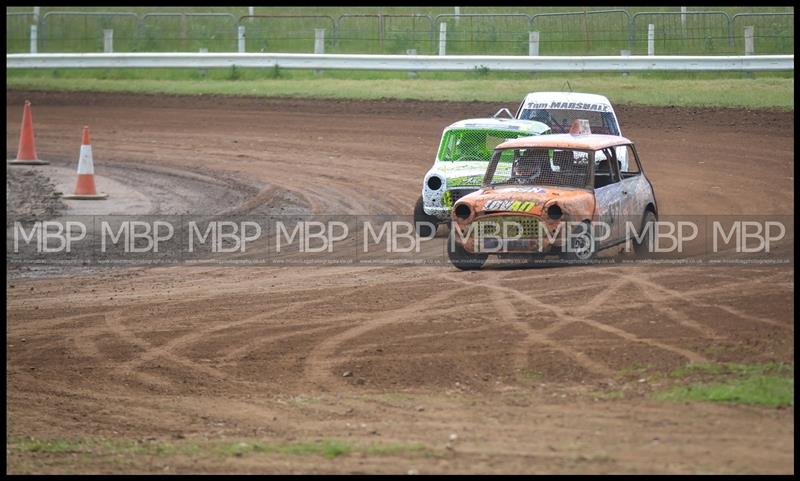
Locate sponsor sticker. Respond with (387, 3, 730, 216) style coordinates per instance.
(484, 199, 537, 212)
(526, 101, 611, 112)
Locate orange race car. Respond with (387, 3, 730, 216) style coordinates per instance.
(448, 120, 658, 270)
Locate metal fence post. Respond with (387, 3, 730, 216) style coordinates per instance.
(238, 25, 246, 53)
(314, 29, 325, 54)
(681, 6, 687, 32)
(727, 14, 734, 49)
(180, 13, 187, 51)
(407, 48, 417, 78)
(648, 23, 655, 56)
(438, 21, 446, 56)
(103, 29, 113, 53)
(378, 14, 384, 52)
(744, 26, 754, 55)
(627, 15, 635, 52)
(529, 31, 539, 56)
(620, 49, 630, 76)
(314, 29, 325, 75)
(33, 6, 40, 24)
(199, 47, 208, 76)
(30, 25, 37, 54)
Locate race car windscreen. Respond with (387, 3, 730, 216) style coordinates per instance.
(438, 129, 541, 162)
(518, 109, 619, 135)
(483, 147, 591, 189)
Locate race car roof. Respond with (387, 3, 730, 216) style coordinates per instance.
(519, 91, 615, 113)
(496, 133, 632, 151)
(444, 118, 550, 134)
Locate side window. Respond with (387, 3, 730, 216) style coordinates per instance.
(619, 145, 641, 179)
(446, 134, 457, 160)
(602, 112, 620, 136)
(498, 148, 516, 163)
(438, 131, 456, 161)
(594, 148, 620, 188)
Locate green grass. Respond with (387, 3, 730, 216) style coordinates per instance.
(657, 376, 794, 407)
(221, 440, 353, 459)
(6, 7, 794, 56)
(523, 370, 544, 380)
(12, 439, 86, 454)
(7, 6, 794, 15)
(222, 440, 433, 459)
(8, 436, 436, 461)
(656, 362, 794, 407)
(6, 71, 794, 110)
(591, 391, 625, 400)
(6, 6, 793, 108)
(669, 361, 793, 379)
(366, 442, 429, 456)
(9, 437, 188, 456)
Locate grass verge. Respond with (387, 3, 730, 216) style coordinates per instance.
(7, 436, 436, 461)
(657, 376, 793, 407)
(6, 70, 794, 110)
(655, 362, 794, 408)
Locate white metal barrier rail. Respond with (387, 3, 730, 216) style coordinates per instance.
(6, 53, 794, 71)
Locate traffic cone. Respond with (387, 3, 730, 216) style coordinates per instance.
(61, 126, 108, 200)
(8, 100, 49, 165)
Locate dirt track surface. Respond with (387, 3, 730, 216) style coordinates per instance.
(6, 91, 794, 474)
(6, 167, 66, 224)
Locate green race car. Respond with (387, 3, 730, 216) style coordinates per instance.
(415, 117, 551, 236)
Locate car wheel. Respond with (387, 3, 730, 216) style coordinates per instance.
(562, 221, 595, 263)
(414, 195, 438, 238)
(448, 229, 487, 270)
(634, 210, 657, 256)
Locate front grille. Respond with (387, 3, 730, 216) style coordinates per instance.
(444, 188, 478, 208)
(474, 215, 544, 239)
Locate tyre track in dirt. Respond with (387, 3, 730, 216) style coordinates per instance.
(446, 270, 710, 365)
(107, 289, 353, 385)
(614, 269, 794, 331)
(301, 285, 477, 390)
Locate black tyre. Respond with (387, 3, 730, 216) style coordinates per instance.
(447, 230, 487, 270)
(634, 210, 657, 256)
(562, 221, 595, 263)
(414, 195, 438, 238)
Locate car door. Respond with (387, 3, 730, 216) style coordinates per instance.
(617, 144, 651, 235)
(592, 147, 624, 246)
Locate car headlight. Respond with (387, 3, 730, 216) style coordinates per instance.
(546, 202, 563, 220)
(454, 203, 472, 220)
(427, 175, 443, 191)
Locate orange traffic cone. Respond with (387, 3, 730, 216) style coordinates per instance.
(8, 100, 49, 165)
(61, 126, 108, 200)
